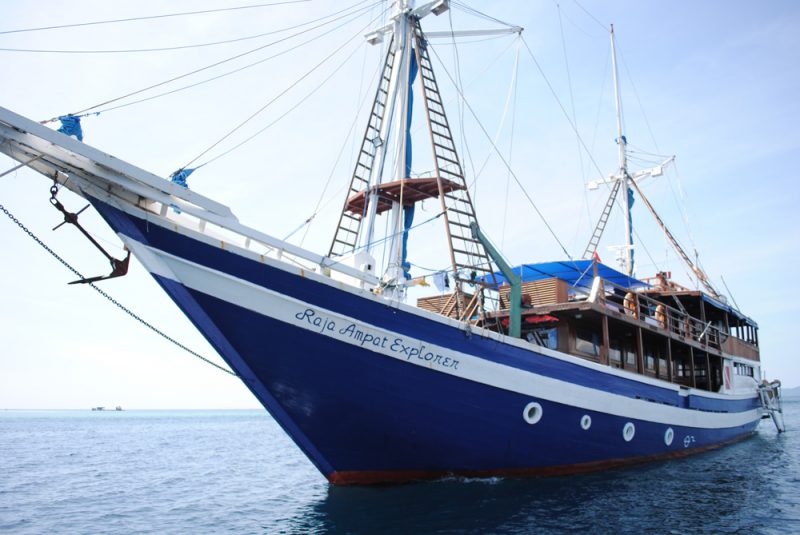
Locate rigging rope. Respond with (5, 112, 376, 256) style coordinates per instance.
(0, 0, 371, 55)
(92, 5, 376, 118)
(428, 45, 573, 260)
(182, 6, 388, 170)
(0, 200, 237, 378)
(0, 0, 310, 35)
(557, 2, 593, 251)
(40, 1, 380, 124)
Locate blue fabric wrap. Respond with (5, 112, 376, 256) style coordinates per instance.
(57, 115, 83, 142)
(627, 186, 635, 272)
(401, 51, 419, 280)
(171, 168, 195, 188)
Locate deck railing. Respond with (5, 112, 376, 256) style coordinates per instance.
(599, 279, 723, 350)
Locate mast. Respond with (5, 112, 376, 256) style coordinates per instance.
(328, 0, 501, 322)
(610, 24, 634, 276)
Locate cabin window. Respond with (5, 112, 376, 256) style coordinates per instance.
(658, 358, 668, 377)
(609, 339, 622, 362)
(734, 362, 754, 377)
(644, 345, 658, 371)
(575, 327, 600, 357)
(674, 361, 688, 377)
(527, 327, 558, 350)
(624, 345, 637, 368)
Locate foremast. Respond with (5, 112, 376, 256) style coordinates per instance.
(328, 0, 498, 322)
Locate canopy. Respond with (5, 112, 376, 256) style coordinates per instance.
(486, 260, 649, 291)
(702, 294, 757, 327)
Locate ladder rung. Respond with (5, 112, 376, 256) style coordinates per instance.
(447, 207, 475, 217)
(451, 235, 483, 245)
(448, 220, 471, 229)
(436, 153, 461, 167)
(433, 140, 455, 153)
(455, 264, 493, 273)
(428, 117, 450, 130)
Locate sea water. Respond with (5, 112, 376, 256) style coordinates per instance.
(1, 402, 798, 534)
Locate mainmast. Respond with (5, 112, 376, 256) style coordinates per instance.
(610, 24, 634, 276)
(328, 0, 502, 322)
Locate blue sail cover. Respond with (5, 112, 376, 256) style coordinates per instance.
(627, 186, 635, 273)
(57, 115, 83, 141)
(400, 50, 419, 280)
(486, 260, 649, 290)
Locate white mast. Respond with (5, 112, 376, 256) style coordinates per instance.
(358, 0, 448, 284)
(358, 1, 409, 255)
(610, 24, 634, 276)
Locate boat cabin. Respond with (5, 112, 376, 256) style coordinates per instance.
(418, 260, 760, 393)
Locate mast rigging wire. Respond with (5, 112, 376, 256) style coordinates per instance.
(181, 7, 390, 170)
(428, 45, 572, 260)
(0, 0, 372, 55)
(90, 3, 379, 116)
(40, 1, 381, 123)
(0, 0, 310, 35)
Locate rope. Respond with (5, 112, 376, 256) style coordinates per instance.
(180, 6, 389, 170)
(428, 44, 573, 260)
(0, 0, 370, 55)
(0, 201, 237, 378)
(0, 1, 310, 35)
(40, 1, 380, 123)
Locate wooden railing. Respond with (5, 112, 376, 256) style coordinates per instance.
(600, 280, 724, 350)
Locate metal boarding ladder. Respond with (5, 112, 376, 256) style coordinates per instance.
(328, 40, 396, 258)
(412, 20, 496, 320)
(583, 178, 622, 259)
(758, 380, 786, 433)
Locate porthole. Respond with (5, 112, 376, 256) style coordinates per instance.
(623, 422, 636, 442)
(580, 414, 592, 430)
(523, 402, 543, 424)
(664, 427, 674, 446)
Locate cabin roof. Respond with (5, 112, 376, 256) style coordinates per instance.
(488, 260, 649, 290)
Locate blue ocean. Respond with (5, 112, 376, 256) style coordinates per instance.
(1, 402, 798, 534)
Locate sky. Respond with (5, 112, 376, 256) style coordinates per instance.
(1, 0, 798, 409)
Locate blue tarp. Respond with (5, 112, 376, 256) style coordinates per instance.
(485, 260, 649, 290)
(702, 294, 756, 326)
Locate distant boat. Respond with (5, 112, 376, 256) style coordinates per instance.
(91, 407, 105, 412)
(115, 406, 123, 411)
(0, 0, 784, 484)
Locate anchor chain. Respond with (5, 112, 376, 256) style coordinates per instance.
(0, 200, 238, 378)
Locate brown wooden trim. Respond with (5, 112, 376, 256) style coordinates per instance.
(636, 327, 645, 374)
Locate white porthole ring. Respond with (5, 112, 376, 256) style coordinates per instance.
(623, 422, 636, 442)
(580, 415, 592, 430)
(523, 402, 543, 425)
(664, 427, 674, 446)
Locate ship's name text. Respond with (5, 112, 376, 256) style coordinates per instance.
(294, 308, 460, 370)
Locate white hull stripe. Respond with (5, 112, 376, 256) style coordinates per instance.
(126, 239, 759, 430)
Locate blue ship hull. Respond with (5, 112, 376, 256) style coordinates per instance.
(91, 197, 761, 484)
